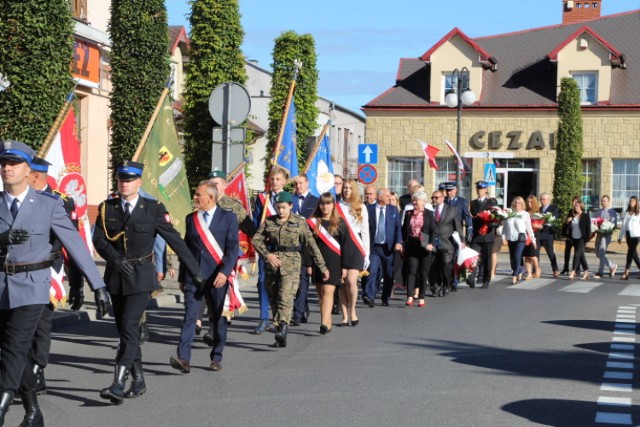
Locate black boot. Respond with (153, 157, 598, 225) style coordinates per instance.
(19, 389, 43, 427)
(275, 322, 288, 348)
(33, 365, 47, 396)
(203, 324, 214, 347)
(0, 390, 15, 426)
(100, 365, 128, 404)
(139, 322, 150, 344)
(125, 360, 146, 399)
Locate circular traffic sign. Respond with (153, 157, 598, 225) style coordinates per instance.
(208, 82, 251, 125)
(358, 164, 377, 185)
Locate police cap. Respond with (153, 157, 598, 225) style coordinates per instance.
(117, 160, 144, 181)
(440, 181, 456, 191)
(0, 140, 36, 165)
(275, 191, 293, 204)
(475, 180, 488, 189)
(31, 157, 51, 173)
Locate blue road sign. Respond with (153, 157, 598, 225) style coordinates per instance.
(358, 164, 377, 184)
(484, 163, 497, 186)
(358, 144, 378, 164)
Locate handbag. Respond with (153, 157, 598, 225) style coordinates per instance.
(517, 232, 526, 242)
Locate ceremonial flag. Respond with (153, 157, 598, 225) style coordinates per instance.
(225, 171, 255, 265)
(45, 106, 93, 306)
(274, 99, 299, 179)
(445, 139, 468, 171)
(307, 133, 335, 197)
(418, 139, 440, 170)
(139, 97, 191, 236)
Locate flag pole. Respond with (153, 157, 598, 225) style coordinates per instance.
(226, 161, 246, 181)
(39, 83, 78, 157)
(259, 60, 302, 226)
(132, 72, 175, 162)
(303, 120, 331, 173)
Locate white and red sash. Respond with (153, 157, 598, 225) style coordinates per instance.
(193, 211, 247, 318)
(307, 218, 341, 256)
(336, 202, 366, 257)
(49, 264, 66, 307)
(258, 193, 277, 218)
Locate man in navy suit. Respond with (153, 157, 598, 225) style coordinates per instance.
(170, 180, 239, 373)
(441, 182, 472, 289)
(364, 188, 402, 306)
(292, 173, 319, 325)
(538, 192, 560, 277)
(431, 190, 463, 296)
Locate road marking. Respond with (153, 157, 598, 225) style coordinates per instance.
(507, 279, 555, 290)
(559, 281, 603, 293)
(615, 324, 636, 329)
(614, 330, 635, 335)
(616, 315, 637, 319)
(598, 396, 632, 406)
(604, 371, 633, 380)
(612, 337, 636, 343)
(616, 319, 636, 324)
(609, 352, 635, 360)
(595, 412, 632, 424)
(611, 344, 635, 351)
(607, 362, 633, 369)
(601, 383, 632, 392)
(620, 285, 640, 297)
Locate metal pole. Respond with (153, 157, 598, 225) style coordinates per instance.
(456, 79, 462, 188)
(224, 83, 231, 172)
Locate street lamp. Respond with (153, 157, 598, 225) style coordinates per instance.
(445, 67, 475, 189)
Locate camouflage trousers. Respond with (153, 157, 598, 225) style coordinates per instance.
(265, 270, 299, 325)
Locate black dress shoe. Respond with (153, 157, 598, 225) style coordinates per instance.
(320, 324, 332, 334)
(351, 319, 359, 326)
(195, 325, 202, 335)
(362, 295, 375, 307)
(169, 356, 191, 374)
(482, 281, 490, 289)
(290, 319, 300, 326)
(381, 300, 389, 306)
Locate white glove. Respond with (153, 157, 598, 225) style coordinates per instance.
(363, 256, 370, 271)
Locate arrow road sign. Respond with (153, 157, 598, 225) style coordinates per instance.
(358, 144, 378, 164)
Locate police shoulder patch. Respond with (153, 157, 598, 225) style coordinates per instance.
(36, 190, 59, 200)
(52, 189, 69, 200)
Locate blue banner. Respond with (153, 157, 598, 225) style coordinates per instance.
(275, 99, 299, 178)
(307, 133, 335, 197)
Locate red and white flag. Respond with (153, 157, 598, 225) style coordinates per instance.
(445, 139, 467, 172)
(44, 106, 94, 306)
(418, 139, 439, 170)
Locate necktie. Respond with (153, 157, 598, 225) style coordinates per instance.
(203, 211, 210, 227)
(375, 207, 386, 244)
(298, 195, 304, 212)
(10, 199, 19, 219)
(436, 206, 441, 222)
(123, 202, 131, 221)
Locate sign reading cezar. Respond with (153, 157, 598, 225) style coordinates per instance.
(71, 40, 100, 86)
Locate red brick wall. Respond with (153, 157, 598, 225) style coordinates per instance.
(563, 1, 602, 24)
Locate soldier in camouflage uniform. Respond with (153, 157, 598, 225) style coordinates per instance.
(252, 191, 329, 347)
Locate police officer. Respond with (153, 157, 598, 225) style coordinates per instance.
(252, 191, 329, 347)
(92, 160, 203, 405)
(440, 182, 472, 290)
(468, 181, 497, 288)
(0, 141, 109, 427)
(26, 157, 86, 396)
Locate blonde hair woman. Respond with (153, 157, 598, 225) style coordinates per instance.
(502, 196, 536, 284)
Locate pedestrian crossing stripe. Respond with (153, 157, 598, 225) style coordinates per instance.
(498, 279, 640, 297)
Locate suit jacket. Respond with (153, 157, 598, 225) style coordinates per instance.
(539, 204, 560, 240)
(594, 207, 618, 227)
(293, 193, 319, 219)
(402, 209, 436, 250)
(93, 195, 200, 295)
(469, 197, 497, 243)
(572, 212, 592, 242)
(447, 196, 473, 236)
(432, 203, 462, 254)
(367, 203, 402, 251)
(0, 187, 105, 309)
(178, 208, 239, 288)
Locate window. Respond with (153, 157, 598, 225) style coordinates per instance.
(582, 159, 600, 210)
(442, 72, 469, 104)
(435, 158, 472, 200)
(612, 160, 640, 210)
(572, 72, 597, 104)
(69, 0, 87, 21)
(388, 158, 424, 196)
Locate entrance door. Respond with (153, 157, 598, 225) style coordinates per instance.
(495, 159, 538, 208)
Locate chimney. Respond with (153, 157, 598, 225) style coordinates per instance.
(563, 1, 602, 24)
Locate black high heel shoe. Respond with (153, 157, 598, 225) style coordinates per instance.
(351, 319, 359, 327)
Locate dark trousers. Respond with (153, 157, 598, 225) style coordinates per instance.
(178, 283, 228, 363)
(257, 258, 270, 321)
(365, 244, 394, 302)
(625, 233, 640, 270)
(563, 238, 574, 272)
(293, 266, 311, 322)
(471, 240, 493, 283)
(538, 238, 558, 272)
(0, 304, 44, 393)
(110, 292, 150, 368)
(571, 238, 589, 272)
(430, 248, 454, 291)
(403, 239, 433, 298)
(30, 303, 54, 368)
(66, 257, 84, 289)
(508, 240, 526, 277)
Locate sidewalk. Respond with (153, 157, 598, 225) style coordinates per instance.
(52, 241, 631, 330)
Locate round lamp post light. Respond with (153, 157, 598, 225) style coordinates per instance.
(445, 67, 475, 189)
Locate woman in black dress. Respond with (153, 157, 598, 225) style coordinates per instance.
(310, 193, 349, 334)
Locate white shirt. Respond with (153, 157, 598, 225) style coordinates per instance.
(502, 210, 535, 243)
(5, 187, 29, 209)
(121, 194, 140, 213)
(202, 206, 217, 226)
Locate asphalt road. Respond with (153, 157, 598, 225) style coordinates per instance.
(3, 254, 639, 427)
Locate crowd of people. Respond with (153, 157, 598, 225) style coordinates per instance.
(3, 139, 640, 426)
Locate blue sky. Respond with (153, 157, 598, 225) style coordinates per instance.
(167, 0, 638, 114)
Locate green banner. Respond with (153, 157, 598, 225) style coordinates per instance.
(140, 97, 191, 236)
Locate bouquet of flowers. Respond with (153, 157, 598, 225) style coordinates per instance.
(591, 217, 616, 234)
(474, 210, 493, 236)
(490, 206, 509, 223)
(454, 246, 480, 281)
(530, 212, 545, 229)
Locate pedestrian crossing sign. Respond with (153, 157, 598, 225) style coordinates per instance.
(484, 163, 496, 186)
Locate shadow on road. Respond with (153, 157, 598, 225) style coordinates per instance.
(502, 398, 607, 426)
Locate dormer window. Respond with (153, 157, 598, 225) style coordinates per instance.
(571, 72, 597, 104)
(442, 72, 469, 105)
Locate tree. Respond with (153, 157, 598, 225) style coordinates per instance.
(182, 0, 246, 191)
(0, 2, 75, 147)
(552, 77, 584, 217)
(265, 31, 319, 181)
(109, 0, 169, 182)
